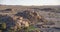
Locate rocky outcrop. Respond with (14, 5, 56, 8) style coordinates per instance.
(15, 10, 46, 24)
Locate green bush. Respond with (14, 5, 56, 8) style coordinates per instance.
(22, 25, 40, 32)
(0, 23, 6, 30)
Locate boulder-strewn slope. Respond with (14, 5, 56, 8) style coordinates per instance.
(0, 10, 48, 32)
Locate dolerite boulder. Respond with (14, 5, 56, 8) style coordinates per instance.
(15, 10, 46, 24)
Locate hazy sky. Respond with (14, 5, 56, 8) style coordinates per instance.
(0, 0, 60, 6)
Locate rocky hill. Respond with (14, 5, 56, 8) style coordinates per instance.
(0, 5, 60, 32)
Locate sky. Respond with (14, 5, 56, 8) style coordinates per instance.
(0, 0, 60, 6)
